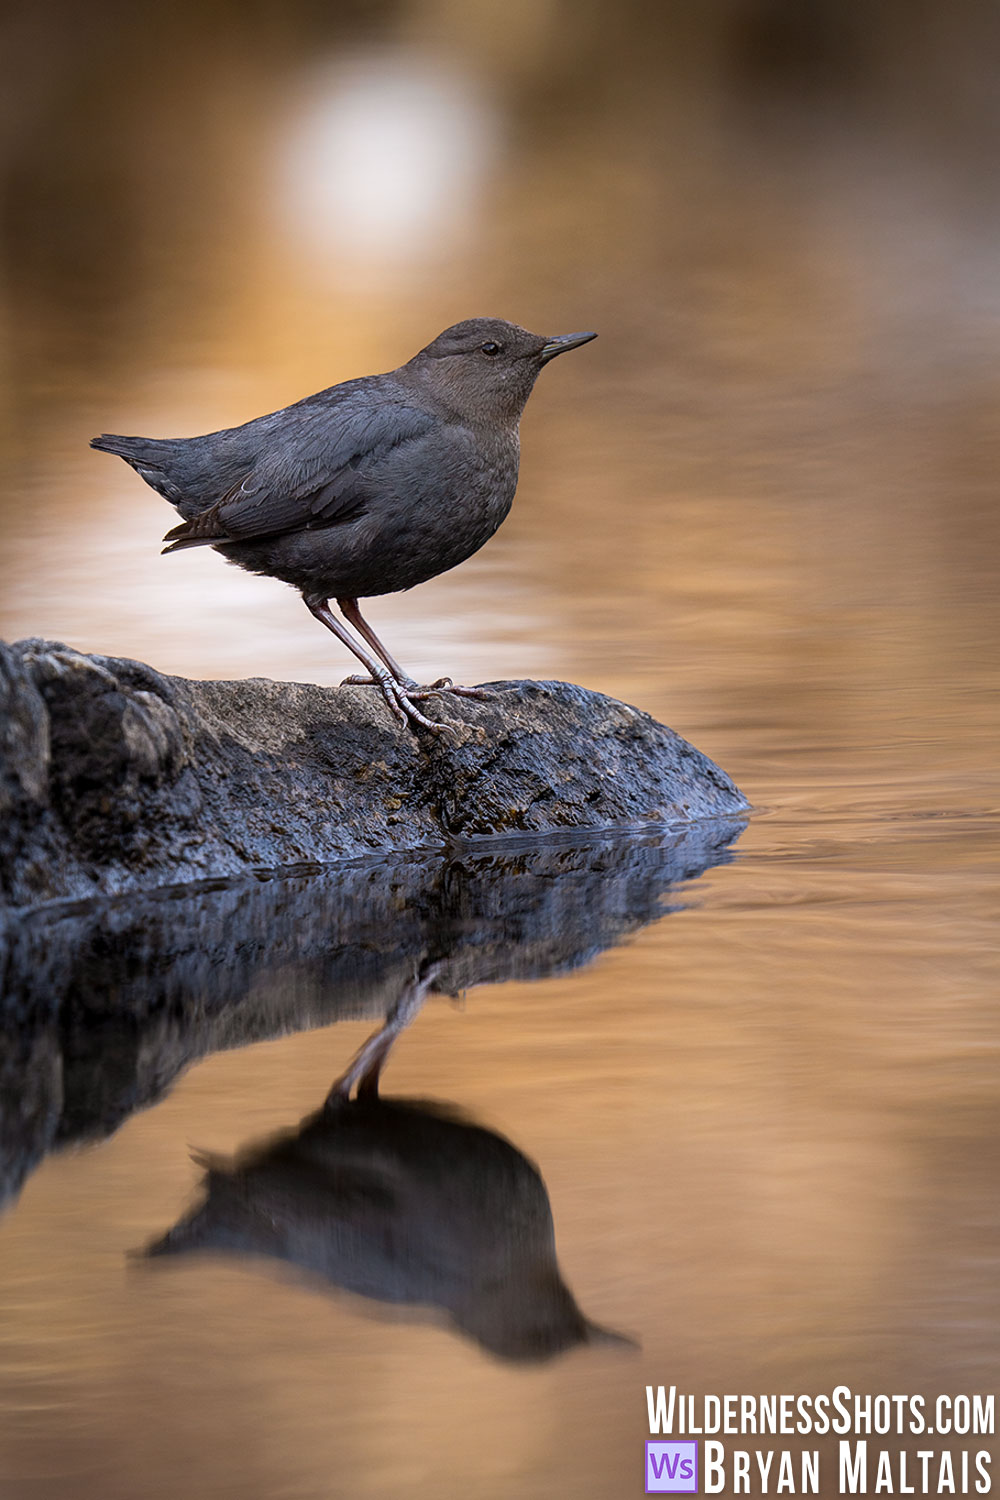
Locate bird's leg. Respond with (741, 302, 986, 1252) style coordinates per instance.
(324, 960, 442, 1105)
(336, 596, 415, 687)
(302, 594, 446, 734)
(336, 596, 495, 703)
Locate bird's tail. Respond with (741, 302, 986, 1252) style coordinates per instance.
(90, 433, 195, 508)
(91, 433, 170, 467)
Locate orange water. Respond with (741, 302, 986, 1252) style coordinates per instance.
(1, 6, 998, 1496)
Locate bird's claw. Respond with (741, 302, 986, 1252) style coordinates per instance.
(341, 671, 490, 731)
(378, 674, 449, 734)
(342, 671, 491, 700)
(409, 678, 495, 702)
(342, 671, 441, 699)
(342, 671, 451, 732)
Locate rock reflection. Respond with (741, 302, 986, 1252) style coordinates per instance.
(0, 819, 744, 1211)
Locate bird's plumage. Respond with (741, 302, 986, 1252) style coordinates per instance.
(163, 389, 438, 552)
(92, 317, 596, 729)
(94, 378, 437, 547)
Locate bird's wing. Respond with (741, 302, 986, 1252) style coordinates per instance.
(161, 395, 436, 551)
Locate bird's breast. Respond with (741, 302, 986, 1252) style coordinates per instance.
(224, 423, 522, 600)
(362, 426, 519, 590)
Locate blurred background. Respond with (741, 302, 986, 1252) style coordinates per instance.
(1, 1, 998, 1497)
(2, 0, 999, 759)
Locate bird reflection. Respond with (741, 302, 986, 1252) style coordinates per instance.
(144, 964, 630, 1362)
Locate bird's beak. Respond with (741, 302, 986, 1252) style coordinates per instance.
(539, 331, 597, 363)
(584, 1319, 640, 1350)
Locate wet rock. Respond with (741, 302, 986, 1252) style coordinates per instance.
(0, 638, 748, 906)
(0, 823, 745, 1210)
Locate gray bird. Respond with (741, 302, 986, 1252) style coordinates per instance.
(140, 964, 634, 1361)
(142, 1089, 629, 1362)
(92, 318, 596, 732)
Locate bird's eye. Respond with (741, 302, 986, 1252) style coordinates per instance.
(480, 341, 501, 356)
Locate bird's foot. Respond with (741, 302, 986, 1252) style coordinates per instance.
(408, 677, 496, 702)
(341, 671, 450, 733)
(341, 671, 437, 693)
(341, 672, 494, 709)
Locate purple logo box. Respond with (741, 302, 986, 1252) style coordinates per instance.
(646, 1440, 698, 1494)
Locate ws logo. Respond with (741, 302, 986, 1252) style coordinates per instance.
(646, 1440, 699, 1493)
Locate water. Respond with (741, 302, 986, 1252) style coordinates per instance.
(2, 5, 999, 1496)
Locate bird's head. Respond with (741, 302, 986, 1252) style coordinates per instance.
(408, 318, 596, 426)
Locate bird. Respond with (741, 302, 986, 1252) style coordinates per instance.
(92, 318, 596, 733)
(141, 959, 628, 1363)
(140, 961, 634, 1359)
(141, 1091, 627, 1361)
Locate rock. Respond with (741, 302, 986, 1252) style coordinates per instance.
(0, 822, 745, 1210)
(0, 638, 748, 907)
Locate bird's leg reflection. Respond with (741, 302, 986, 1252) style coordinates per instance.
(336, 596, 494, 703)
(302, 593, 447, 733)
(326, 960, 443, 1104)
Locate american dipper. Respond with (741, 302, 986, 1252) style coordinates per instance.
(143, 1093, 625, 1360)
(142, 955, 630, 1365)
(92, 318, 596, 732)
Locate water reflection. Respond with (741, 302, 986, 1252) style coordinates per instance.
(2, 2, 999, 1493)
(143, 1076, 628, 1363)
(0, 819, 744, 1214)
